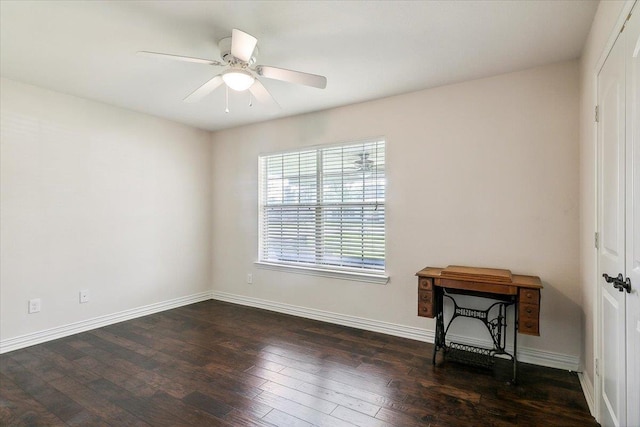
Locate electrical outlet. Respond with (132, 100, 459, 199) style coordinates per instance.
(28, 298, 41, 314)
(79, 289, 90, 303)
(247, 273, 253, 284)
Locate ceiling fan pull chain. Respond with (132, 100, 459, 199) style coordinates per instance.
(225, 85, 230, 113)
(249, 91, 253, 107)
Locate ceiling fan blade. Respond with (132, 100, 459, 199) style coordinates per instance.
(257, 66, 327, 89)
(231, 29, 257, 63)
(137, 51, 223, 66)
(183, 75, 224, 103)
(249, 79, 281, 111)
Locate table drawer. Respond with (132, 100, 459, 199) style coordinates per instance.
(439, 278, 516, 295)
(518, 288, 540, 335)
(519, 303, 539, 320)
(519, 288, 540, 304)
(419, 289, 433, 304)
(418, 277, 433, 290)
(519, 318, 540, 336)
(418, 289, 434, 318)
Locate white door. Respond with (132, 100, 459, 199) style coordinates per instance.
(598, 27, 627, 427)
(598, 6, 640, 427)
(624, 7, 640, 427)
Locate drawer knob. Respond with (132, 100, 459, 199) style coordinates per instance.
(526, 307, 532, 314)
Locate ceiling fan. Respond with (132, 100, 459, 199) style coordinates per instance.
(138, 29, 327, 111)
(353, 152, 374, 172)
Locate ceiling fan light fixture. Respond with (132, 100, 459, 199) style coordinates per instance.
(222, 69, 255, 91)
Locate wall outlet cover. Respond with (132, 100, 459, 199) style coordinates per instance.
(28, 298, 41, 314)
(79, 290, 90, 303)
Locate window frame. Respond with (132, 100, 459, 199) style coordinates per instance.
(256, 138, 389, 284)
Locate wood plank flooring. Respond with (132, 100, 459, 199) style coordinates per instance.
(1, 300, 598, 426)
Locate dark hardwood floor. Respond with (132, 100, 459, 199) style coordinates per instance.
(1, 300, 598, 426)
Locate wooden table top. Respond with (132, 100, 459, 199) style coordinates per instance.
(416, 265, 543, 289)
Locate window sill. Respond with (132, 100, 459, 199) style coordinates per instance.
(254, 262, 389, 285)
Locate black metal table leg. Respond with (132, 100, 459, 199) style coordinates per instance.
(512, 302, 518, 384)
(432, 287, 444, 365)
(434, 289, 518, 381)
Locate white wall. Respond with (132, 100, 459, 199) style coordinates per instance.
(578, 0, 630, 403)
(0, 78, 212, 344)
(0, 58, 584, 366)
(210, 61, 581, 361)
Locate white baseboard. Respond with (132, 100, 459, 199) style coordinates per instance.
(0, 291, 213, 354)
(212, 291, 580, 372)
(213, 290, 433, 342)
(1, 289, 582, 374)
(578, 371, 596, 417)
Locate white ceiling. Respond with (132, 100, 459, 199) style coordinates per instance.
(0, 1, 598, 132)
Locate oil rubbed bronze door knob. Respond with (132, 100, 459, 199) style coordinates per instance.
(603, 273, 632, 293)
(620, 277, 632, 293)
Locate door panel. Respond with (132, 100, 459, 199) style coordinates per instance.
(598, 28, 626, 427)
(602, 290, 621, 424)
(625, 7, 640, 427)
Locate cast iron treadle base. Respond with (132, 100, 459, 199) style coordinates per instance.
(447, 342, 495, 368)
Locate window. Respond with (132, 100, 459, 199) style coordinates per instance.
(258, 139, 386, 278)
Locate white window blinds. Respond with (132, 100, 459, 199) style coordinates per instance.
(259, 140, 385, 273)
